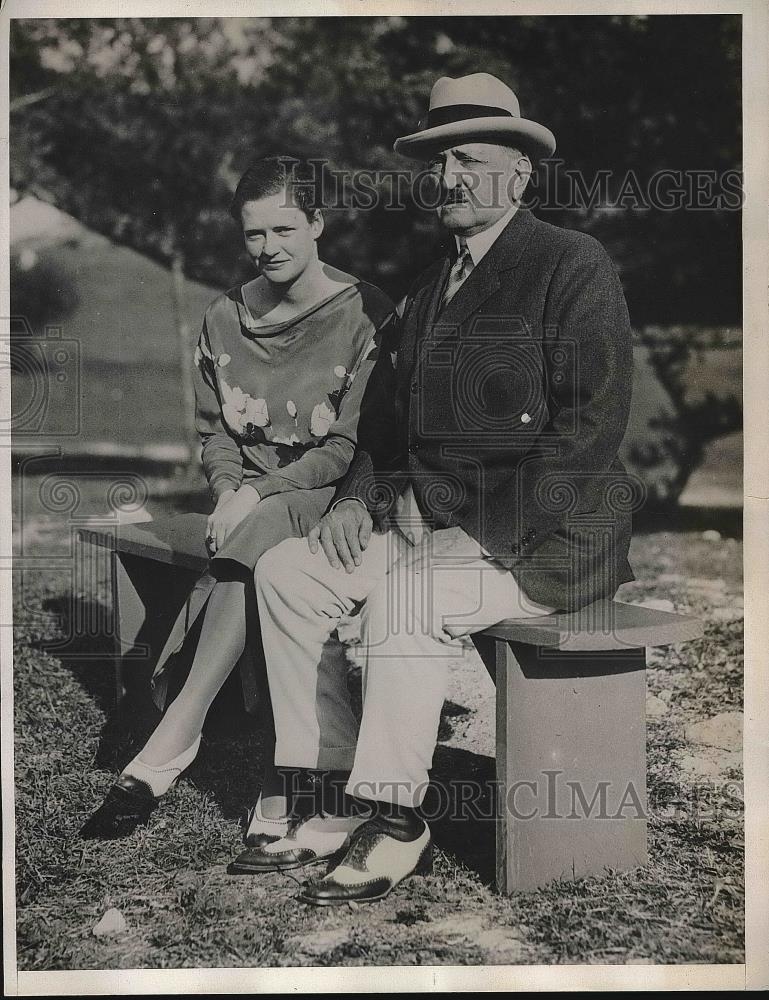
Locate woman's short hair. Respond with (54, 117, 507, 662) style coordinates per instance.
(229, 156, 319, 222)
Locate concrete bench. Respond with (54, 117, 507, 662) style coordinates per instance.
(80, 514, 219, 705)
(79, 514, 703, 895)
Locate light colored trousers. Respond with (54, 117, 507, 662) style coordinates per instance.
(255, 515, 556, 807)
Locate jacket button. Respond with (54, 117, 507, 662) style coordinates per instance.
(410, 381, 419, 393)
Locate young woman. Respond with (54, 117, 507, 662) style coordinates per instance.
(81, 156, 393, 842)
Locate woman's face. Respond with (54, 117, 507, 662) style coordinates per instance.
(240, 191, 323, 285)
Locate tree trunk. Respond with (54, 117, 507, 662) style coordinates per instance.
(169, 249, 198, 477)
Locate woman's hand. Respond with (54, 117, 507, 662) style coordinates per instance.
(206, 485, 261, 555)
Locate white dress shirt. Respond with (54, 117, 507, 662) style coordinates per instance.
(458, 204, 518, 269)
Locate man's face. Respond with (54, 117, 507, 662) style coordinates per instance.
(427, 142, 524, 236)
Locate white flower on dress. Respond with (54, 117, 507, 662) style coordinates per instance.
(286, 400, 297, 418)
(272, 432, 301, 447)
(220, 380, 250, 433)
(334, 365, 347, 378)
(220, 381, 270, 435)
(244, 396, 270, 427)
(217, 353, 231, 367)
(310, 401, 336, 437)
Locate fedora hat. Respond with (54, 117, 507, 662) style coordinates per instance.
(394, 72, 556, 160)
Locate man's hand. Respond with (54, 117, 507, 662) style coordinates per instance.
(206, 485, 260, 554)
(308, 500, 373, 572)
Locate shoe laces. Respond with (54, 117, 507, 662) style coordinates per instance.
(342, 819, 389, 870)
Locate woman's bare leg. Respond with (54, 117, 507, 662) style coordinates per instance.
(138, 579, 248, 765)
(131, 579, 289, 817)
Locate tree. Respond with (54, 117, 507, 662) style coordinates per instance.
(10, 18, 284, 466)
(11, 16, 742, 496)
(12, 15, 741, 319)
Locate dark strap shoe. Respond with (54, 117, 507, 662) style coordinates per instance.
(79, 775, 158, 840)
(297, 816, 432, 905)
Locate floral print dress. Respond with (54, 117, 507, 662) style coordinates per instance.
(150, 278, 394, 710)
(195, 279, 393, 504)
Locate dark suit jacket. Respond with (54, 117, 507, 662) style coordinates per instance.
(336, 208, 637, 611)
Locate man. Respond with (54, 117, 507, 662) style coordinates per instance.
(229, 73, 635, 904)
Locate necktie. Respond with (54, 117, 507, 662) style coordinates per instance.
(440, 238, 473, 311)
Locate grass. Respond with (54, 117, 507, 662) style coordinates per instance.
(12, 487, 744, 969)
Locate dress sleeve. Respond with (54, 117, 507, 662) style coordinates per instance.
(249, 318, 389, 500)
(194, 314, 243, 503)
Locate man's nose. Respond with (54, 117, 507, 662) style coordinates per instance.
(262, 234, 279, 256)
(441, 158, 462, 190)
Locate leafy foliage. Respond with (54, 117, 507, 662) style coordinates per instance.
(11, 15, 741, 322)
(633, 328, 742, 501)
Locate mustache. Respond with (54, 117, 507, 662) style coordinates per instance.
(422, 179, 473, 207)
(443, 189, 469, 202)
(411, 173, 484, 210)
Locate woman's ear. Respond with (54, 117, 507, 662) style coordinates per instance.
(310, 210, 324, 241)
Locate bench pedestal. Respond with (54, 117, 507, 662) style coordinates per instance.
(473, 636, 647, 893)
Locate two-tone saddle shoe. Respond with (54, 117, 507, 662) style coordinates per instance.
(298, 815, 432, 905)
(228, 811, 370, 874)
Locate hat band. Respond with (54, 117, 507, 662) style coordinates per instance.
(426, 103, 514, 129)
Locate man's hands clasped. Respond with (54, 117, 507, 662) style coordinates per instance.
(308, 500, 373, 572)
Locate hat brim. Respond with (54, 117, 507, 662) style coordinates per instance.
(393, 117, 556, 160)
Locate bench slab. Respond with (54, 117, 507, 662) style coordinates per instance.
(80, 517, 704, 651)
(482, 601, 703, 651)
(80, 514, 209, 572)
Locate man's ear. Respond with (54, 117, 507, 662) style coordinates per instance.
(513, 154, 532, 203)
(310, 209, 324, 240)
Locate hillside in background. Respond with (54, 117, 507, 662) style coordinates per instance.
(11, 195, 218, 455)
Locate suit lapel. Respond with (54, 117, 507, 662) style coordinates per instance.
(423, 254, 452, 336)
(395, 257, 448, 404)
(429, 208, 538, 337)
(405, 254, 451, 372)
